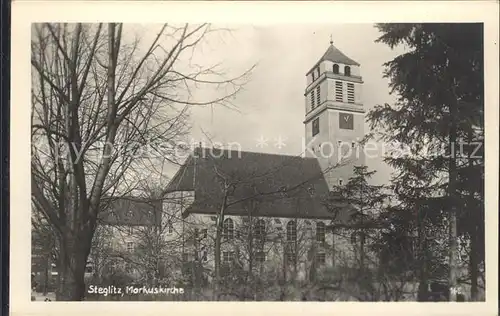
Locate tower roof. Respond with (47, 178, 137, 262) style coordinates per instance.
(308, 42, 360, 75)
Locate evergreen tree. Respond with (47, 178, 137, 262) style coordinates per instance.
(327, 166, 388, 300)
(370, 23, 484, 301)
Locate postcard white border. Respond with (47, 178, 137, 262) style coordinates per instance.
(10, 1, 499, 316)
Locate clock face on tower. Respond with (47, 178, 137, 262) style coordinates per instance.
(339, 113, 354, 130)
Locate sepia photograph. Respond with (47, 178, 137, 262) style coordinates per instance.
(28, 21, 488, 303)
(8, 2, 497, 315)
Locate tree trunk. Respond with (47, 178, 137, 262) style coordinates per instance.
(331, 228, 336, 267)
(417, 203, 429, 301)
(469, 229, 479, 300)
(309, 240, 317, 283)
(60, 261, 86, 301)
(214, 192, 229, 301)
(448, 101, 459, 302)
(43, 255, 49, 295)
(214, 220, 221, 301)
(247, 226, 254, 297)
(467, 131, 480, 301)
(56, 229, 92, 301)
(360, 230, 365, 270)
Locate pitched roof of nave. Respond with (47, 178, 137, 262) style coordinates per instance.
(165, 147, 356, 223)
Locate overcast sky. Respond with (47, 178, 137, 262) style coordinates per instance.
(132, 24, 409, 186)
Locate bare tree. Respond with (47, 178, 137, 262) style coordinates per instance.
(124, 190, 187, 289)
(31, 22, 254, 300)
(87, 223, 115, 283)
(31, 204, 57, 295)
(193, 148, 343, 300)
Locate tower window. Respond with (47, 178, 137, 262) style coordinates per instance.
(335, 81, 343, 102)
(338, 178, 344, 186)
(310, 91, 315, 110)
(347, 83, 355, 103)
(312, 118, 320, 137)
(344, 66, 351, 76)
(316, 86, 320, 106)
(333, 64, 339, 74)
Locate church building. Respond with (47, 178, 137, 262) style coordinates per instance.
(163, 41, 372, 286)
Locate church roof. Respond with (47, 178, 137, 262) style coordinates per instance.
(98, 197, 162, 226)
(308, 42, 360, 75)
(165, 147, 354, 222)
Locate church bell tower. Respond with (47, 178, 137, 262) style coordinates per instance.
(304, 39, 366, 189)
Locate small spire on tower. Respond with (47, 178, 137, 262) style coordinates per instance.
(329, 34, 333, 45)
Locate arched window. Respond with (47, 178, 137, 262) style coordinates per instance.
(333, 64, 340, 74)
(344, 66, 351, 76)
(254, 219, 266, 241)
(286, 220, 296, 242)
(316, 222, 326, 243)
(254, 219, 266, 262)
(285, 220, 297, 262)
(223, 218, 234, 239)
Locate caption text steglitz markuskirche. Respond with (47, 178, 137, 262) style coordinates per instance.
(87, 285, 185, 297)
